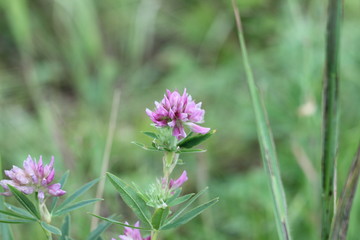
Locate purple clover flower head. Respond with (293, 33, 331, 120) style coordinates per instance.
(112, 221, 151, 240)
(0, 155, 66, 201)
(169, 170, 188, 189)
(146, 89, 210, 140)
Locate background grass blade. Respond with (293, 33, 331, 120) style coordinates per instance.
(91, 90, 121, 230)
(231, 1, 292, 240)
(321, 0, 342, 239)
(330, 145, 360, 240)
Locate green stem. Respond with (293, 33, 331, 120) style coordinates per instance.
(321, 0, 342, 239)
(151, 230, 160, 240)
(162, 151, 179, 184)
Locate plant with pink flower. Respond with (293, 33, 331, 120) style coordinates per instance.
(93, 89, 218, 240)
(0, 155, 101, 239)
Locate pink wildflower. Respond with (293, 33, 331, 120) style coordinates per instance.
(0, 155, 66, 201)
(146, 89, 210, 140)
(169, 170, 188, 189)
(112, 221, 151, 240)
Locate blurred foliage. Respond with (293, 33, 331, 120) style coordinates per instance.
(0, 0, 359, 239)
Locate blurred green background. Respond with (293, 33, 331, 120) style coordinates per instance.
(0, 0, 359, 239)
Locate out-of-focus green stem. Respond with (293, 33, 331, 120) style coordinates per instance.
(321, 0, 342, 239)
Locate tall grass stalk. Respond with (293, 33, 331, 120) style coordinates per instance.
(321, 0, 342, 239)
(91, 90, 121, 230)
(231, 1, 292, 239)
(330, 145, 360, 240)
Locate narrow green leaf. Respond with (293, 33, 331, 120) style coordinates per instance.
(165, 188, 182, 205)
(177, 130, 216, 149)
(231, 1, 292, 240)
(106, 173, 152, 228)
(176, 132, 194, 145)
(87, 215, 115, 240)
(167, 193, 195, 207)
(0, 159, 13, 240)
(142, 131, 158, 139)
(41, 221, 62, 235)
(53, 199, 102, 217)
(0, 218, 33, 224)
(161, 198, 218, 230)
(88, 213, 152, 231)
(60, 215, 71, 240)
(51, 170, 70, 212)
(330, 146, 360, 240)
(54, 178, 99, 213)
(1, 200, 14, 240)
(131, 142, 162, 152)
(7, 185, 40, 220)
(321, 0, 342, 238)
(151, 207, 169, 230)
(167, 187, 208, 224)
(5, 203, 35, 219)
(0, 210, 37, 221)
(176, 149, 206, 154)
